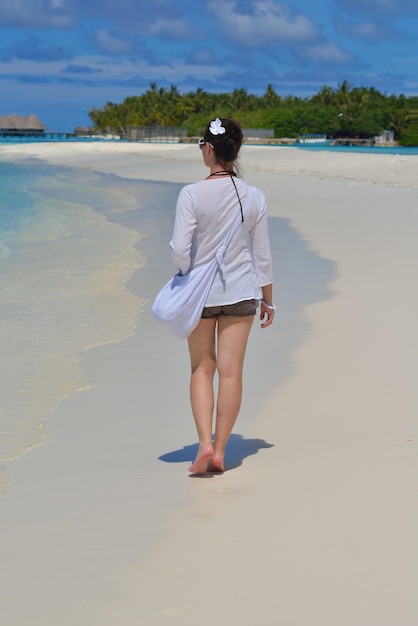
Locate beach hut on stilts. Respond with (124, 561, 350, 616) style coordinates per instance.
(0, 113, 46, 137)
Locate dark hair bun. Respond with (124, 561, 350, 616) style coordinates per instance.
(204, 117, 243, 164)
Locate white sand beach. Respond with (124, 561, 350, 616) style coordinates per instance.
(1, 142, 417, 625)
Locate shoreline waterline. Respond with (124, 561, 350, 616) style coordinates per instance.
(0, 161, 147, 492)
(1, 140, 417, 192)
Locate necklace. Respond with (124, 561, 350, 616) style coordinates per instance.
(207, 169, 236, 178)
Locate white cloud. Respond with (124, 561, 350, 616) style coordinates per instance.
(0, 0, 73, 29)
(208, 0, 318, 48)
(0, 0, 197, 37)
(148, 18, 194, 40)
(302, 41, 354, 65)
(189, 48, 218, 66)
(94, 29, 135, 55)
(336, 0, 418, 16)
(0, 52, 224, 86)
(334, 18, 394, 41)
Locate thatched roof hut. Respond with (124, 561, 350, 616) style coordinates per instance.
(0, 113, 46, 132)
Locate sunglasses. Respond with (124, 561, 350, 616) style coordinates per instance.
(198, 139, 214, 150)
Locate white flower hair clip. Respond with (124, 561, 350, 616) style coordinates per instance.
(209, 118, 226, 135)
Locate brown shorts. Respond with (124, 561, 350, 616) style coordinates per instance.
(201, 299, 258, 319)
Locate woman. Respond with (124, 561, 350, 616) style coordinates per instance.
(170, 117, 275, 474)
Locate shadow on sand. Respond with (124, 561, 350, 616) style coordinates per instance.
(159, 433, 274, 475)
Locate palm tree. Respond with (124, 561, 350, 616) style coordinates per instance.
(389, 107, 411, 138)
(176, 95, 195, 123)
(91, 101, 123, 133)
(189, 87, 208, 114)
(261, 84, 281, 108)
(230, 88, 251, 111)
(334, 80, 353, 108)
(311, 85, 335, 106)
(333, 83, 370, 135)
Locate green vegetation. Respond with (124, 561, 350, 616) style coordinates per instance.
(399, 96, 418, 146)
(89, 81, 418, 145)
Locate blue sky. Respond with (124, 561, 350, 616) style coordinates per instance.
(1, 0, 417, 131)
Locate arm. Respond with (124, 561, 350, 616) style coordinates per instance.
(260, 283, 275, 329)
(250, 190, 274, 287)
(250, 190, 275, 328)
(169, 186, 196, 275)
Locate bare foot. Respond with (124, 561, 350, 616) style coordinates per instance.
(189, 445, 213, 474)
(208, 453, 225, 473)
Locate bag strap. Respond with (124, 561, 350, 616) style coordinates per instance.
(215, 185, 254, 281)
(221, 184, 254, 250)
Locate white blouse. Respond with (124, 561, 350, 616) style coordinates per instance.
(169, 177, 273, 307)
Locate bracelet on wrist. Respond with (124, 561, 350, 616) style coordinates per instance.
(261, 300, 276, 311)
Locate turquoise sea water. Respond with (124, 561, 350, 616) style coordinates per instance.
(1, 135, 417, 155)
(0, 161, 38, 259)
(0, 135, 115, 145)
(291, 142, 418, 155)
(0, 159, 145, 491)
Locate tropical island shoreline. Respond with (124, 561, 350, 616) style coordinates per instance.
(0, 141, 417, 625)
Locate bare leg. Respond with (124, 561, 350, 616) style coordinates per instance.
(187, 318, 217, 473)
(210, 315, 254, 472)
